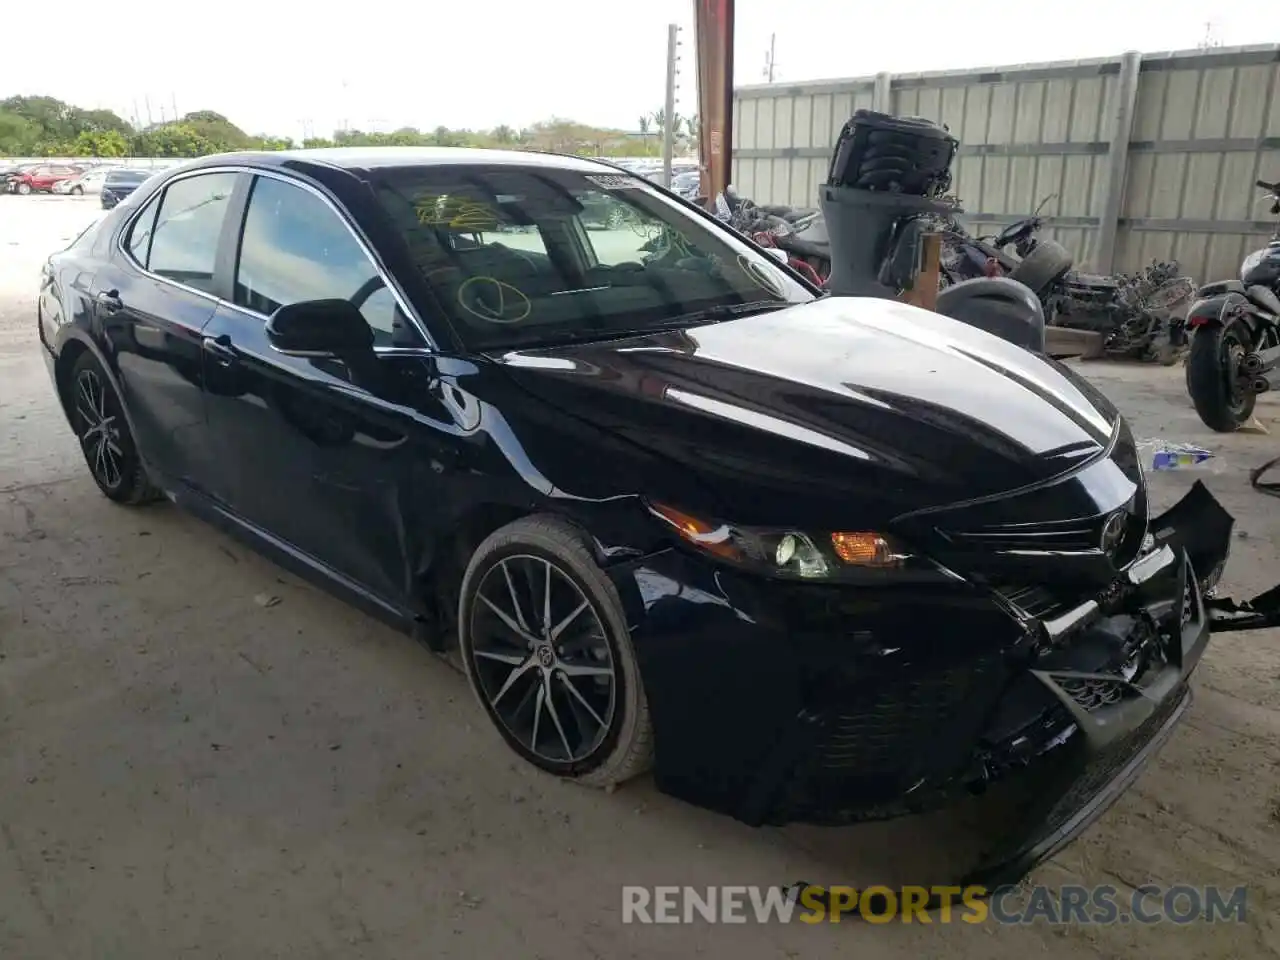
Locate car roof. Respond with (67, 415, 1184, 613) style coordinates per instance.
(179, 146, 628, 178)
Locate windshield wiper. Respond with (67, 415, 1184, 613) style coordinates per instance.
(643, 299, 794, 330)
(481, 301, 794, 352)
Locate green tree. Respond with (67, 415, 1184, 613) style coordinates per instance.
(0, 110, 42, 154)
(253, 135, 296, 151)
(0, 96, 132, 155)
(177, 110, 253, 151)
(133, 123, 216, 158)
(71, 129, 130, 157)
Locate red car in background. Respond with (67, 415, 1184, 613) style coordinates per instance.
(7, 163, 85, 194)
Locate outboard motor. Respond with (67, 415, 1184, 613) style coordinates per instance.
(820, 109, 1046, 352)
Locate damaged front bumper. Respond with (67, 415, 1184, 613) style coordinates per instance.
(962, 480, 1280, 890)
(610, 480, 1278, 895)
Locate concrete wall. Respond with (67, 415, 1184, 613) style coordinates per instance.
(732, 44, 1280, 279)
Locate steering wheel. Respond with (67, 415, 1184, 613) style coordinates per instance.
(994, 218, 1035, 249)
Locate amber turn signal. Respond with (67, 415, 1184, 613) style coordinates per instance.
(830, 531, 900, 567)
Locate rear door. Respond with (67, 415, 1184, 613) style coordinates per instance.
(93, 170, 242, 488)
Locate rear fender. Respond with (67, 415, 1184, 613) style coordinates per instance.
(1186, 292, 1257, 335)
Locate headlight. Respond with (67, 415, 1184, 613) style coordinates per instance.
(646, 501, 955, 583)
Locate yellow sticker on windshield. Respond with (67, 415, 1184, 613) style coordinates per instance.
(414, 194, 498, 229)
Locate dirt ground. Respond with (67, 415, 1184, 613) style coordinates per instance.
(2, 195, 1279, 959)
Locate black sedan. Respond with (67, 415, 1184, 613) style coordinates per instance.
(37, 147, 1278, 887)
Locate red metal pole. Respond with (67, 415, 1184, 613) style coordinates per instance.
(694, 0, 734, 209)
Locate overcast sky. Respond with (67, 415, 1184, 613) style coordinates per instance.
(0, 0, 1260, 141)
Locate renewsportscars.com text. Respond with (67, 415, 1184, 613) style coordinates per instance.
(621, 884, 1248, 924)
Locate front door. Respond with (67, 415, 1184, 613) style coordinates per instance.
(199, 172, 449, 607)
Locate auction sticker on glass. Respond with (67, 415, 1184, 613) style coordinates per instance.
(584, 175, 644, 190)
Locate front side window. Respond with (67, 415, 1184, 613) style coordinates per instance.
(234, 175, 410, 347)
(147, 172, 237, 294)
(372, 165, 813, 351)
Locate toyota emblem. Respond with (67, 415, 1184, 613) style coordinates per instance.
(1100, 511, 1127, 555)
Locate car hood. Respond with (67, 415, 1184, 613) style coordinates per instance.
(491, 296, 1119, 528)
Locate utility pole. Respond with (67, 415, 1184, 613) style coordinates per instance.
(764, 33, 777, 82)
(662, 23, 679, 187)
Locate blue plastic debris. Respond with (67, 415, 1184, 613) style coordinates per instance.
(1142, 440, 1217, 471)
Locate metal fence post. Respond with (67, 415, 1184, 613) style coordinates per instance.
(1093, 50, 1142, 273)
(873, 72, 893, 114)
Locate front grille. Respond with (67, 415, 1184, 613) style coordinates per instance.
(1058, 676, 1126, 711)
(945, 519, 1101, 553)
(775, 657, 1006, 823)
(995, 584, 1075, 620)
(817, 663, 994, 774)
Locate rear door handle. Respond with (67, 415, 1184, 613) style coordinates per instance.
(201, 333, 237, 367)
(96, 290, 123, 313)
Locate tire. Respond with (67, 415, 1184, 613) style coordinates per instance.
(66, 351, 163, 504)
(71, 185, 83, 195)
(1185, 317, 1256, 432)
(16, 182, 31, 195)
(458, 515, 652, 788)
(1009, 240, 1073, 296)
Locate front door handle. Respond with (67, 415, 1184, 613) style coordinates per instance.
(96, 289, 123, 313)
(201, 333, 237, 367)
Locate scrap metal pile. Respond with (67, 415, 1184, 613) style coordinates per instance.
(706, 159, 1198, 365)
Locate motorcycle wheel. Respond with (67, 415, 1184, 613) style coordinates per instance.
(1186, 316, 1256, 432)
(1009, 240, 1073, 296)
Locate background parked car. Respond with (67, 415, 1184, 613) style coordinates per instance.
(3, 162, 43, 193)
(7, 163, 84, 194)
(53, 166, 119, 196)
(99, 168, 151, 208)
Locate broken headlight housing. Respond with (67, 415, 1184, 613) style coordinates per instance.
(646, 502, 956, 583)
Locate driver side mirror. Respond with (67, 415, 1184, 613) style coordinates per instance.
(266, 299, 374, 356)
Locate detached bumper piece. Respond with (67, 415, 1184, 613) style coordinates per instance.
(962, 481, 1278, 891)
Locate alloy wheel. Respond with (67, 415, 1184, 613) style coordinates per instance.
(73, 368, 125, 491)
(1223, 329, 1250, 414)
(468, 554, 617, 764)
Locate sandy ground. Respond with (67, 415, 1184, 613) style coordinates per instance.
(2, 195, 1280, 958)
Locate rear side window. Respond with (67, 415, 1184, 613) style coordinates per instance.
(146, 173, 237, 294)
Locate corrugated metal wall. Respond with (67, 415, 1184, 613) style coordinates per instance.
(733, 45, 1280, 280)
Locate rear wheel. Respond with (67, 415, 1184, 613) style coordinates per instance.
(458, 516, 652, 788)
(66, 352, 162, 503)
(70, 185, 84, 195)
(1186, 317, 1256, 432)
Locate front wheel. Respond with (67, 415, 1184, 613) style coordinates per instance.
(70, 185, 84, 195)
(16, 182, 31, 195)
(1185, 317, 1256, 432)
(458, 516, 652, 788)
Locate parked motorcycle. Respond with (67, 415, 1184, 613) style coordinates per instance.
(936, 196, 1194, 363)
(713, 188, 830, 285)
(1183, 178, 1280, 431)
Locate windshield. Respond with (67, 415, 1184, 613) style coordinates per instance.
(371, 164, 815, 350)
